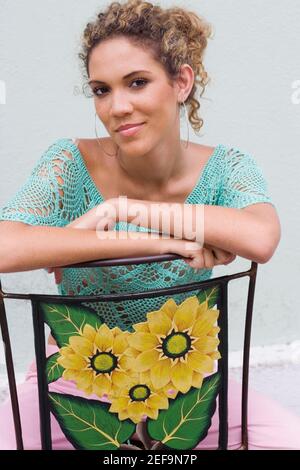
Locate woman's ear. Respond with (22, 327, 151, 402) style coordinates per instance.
(176, 64, 194, 102)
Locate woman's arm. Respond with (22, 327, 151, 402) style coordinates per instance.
(0, 220, 231, 274)
(0, 221, 167, 273)
(111, 198, 281, 264)
(203, 203, 281, 263)
(62, 197, 280, 263)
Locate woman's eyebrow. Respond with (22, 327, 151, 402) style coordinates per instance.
(88, 70, 152, 85)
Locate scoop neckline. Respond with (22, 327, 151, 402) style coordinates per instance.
(66, 138, 224, 204)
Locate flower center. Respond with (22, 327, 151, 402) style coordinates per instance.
(162, 332, 191, 359)
(90, 352, 118, 374)
(129, 384, 151, 402)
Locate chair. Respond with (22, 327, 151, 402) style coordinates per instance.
(0, 255, 258, 450)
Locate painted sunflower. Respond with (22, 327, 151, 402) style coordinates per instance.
(108, 375, 169, 423)
(128, 296, 221, 394)
(57, 324, 134, 397)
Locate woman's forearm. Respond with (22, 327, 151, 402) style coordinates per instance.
(64, 198, 276, 264)
(0, 223, 166, 273)
(115, 198, 276, 263)
(202, 205, 274, 263)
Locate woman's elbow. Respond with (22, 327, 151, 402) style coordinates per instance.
(255, 222, 281, 264)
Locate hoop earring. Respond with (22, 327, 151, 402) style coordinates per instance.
(94, 112, 119, 157)
(180, 101, 190, 149)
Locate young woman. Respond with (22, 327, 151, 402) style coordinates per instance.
(0, 0, 298, 450)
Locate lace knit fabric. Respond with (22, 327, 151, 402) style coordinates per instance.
(0, 138, 273, 330)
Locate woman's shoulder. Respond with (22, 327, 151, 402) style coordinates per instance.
(69, 137, 114, 167)
(42, 137, 103, 168)
(191, 141, 217, 154)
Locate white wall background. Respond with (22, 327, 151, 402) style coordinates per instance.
(0, 0, 299, 373)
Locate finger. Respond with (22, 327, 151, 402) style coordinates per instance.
(224, 254, 237, 265)
(211, 247, 229, 261)
(211, 248, 233, 265)
(190, 251, 205, 269)
(202, 248, 215, 269)
(55, 269, 62, 284)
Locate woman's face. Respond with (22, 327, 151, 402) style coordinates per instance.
(88, 36, 187, 154)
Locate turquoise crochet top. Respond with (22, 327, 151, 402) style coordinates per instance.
(0, 138, 274, 330)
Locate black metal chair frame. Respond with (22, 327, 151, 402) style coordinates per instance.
(0, 254, 257, 451)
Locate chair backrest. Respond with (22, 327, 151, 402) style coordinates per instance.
(0, 255, 258, 451)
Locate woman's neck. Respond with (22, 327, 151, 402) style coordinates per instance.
(116, 136, 188, 191)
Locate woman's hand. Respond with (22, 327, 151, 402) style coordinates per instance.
(164, 239, 236, 270)
(46, 267, 63, 284)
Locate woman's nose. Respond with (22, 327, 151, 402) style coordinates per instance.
(109, 93, 134, 116)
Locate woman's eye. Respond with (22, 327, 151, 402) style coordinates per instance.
(93, 78, 148, 97)
(93, 87, 107, 96)
(131, 78, 148, 88)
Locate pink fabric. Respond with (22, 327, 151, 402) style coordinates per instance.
(0, 344, 300, 450)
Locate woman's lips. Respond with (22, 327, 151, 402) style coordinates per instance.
(118, 123, 145, 137)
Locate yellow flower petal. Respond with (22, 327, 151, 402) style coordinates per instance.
(57, 353, 87, 370)
(76, 370, 94, 389)
(69, 335, 93, 356)
(124, 347, 140, 358)
(209, 326, 221, 336)
(171, 362, 192, 393)
(193, 336, 220, 354)
(191, 371, 204, 389)
(113, 333, 130, 355)
(191, 310, 219, 337)
(94, 324, 114, 351)
(160, 298, 178, 319)
(147, 393, 169, 410)
(128, 401, 145, 422)
(110, 383, 123, 398)
(187, 351, 214, 373)
(133, 322, 150, 333)
(111, 370, 131, 389)
(118, 410, 130, 421)
(62, 369, 80, 381)
(147, 311, 172, 336)
(140, 370, 151, 383)
(209, 351, 221, 360)
(128, 333, 158, 352)
(196, 300, 209, 318)
(93, 374, 112, 396)
(118, 355, 135, 371)
(81, 385, 93, 395)
(82, 324, 97, 343)
(135, 349, 160, 372)
(150, 360, 171, 389)
(128, 400, 145, 412)
(144, 406, 158, 420)
(59, 346, 73, 356)
(173, 296, 198, 331)
(162, 384, 178, 399)
(111, 327, 123, 336)
(109, 397, 129, 413)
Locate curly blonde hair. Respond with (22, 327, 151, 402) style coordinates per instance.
(79, 0, 213, 135)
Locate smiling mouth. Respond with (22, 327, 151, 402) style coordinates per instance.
(117, 123, 145, 137)
(117, 122, 145, 132)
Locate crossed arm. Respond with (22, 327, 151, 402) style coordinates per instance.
(71, 197, 281, 264)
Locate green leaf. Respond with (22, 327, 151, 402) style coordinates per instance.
(197, 286, 220, 309)
(46, 352, 64, 384)
(49, 392, 135, 450)
(39, 302, 102, 348)
(147, 373, 221, 450)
